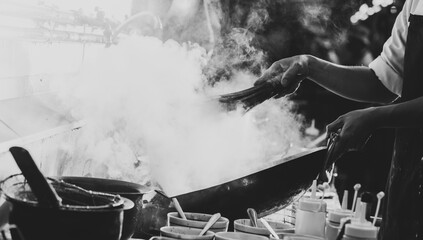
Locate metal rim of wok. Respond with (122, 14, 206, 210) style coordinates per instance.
(171, 146, 326, 198)
(1, 174, 124, 211)
(168, 146, 328, 221)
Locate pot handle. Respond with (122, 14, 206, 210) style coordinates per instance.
(317, 132, 339, 183)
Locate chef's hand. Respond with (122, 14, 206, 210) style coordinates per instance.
(254, 55, 309, 97)
(326, 107, 379, 162)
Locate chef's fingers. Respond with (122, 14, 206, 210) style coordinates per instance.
(331, 126, 366, 164)
(271, 62, 306, 98)
(280, 62, 305, 87)
(254, 73, 272, 86)
(329, 129, 352, 163)
(326, 117, 344, 135)
(274, 79, 301, 99)
(325, 118, 348, 162)
(254, 62, 285, 86)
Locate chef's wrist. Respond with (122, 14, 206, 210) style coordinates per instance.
(367, 106, 386, 129)
(298, 54, 312, 78)
(302, 54, 325, 80)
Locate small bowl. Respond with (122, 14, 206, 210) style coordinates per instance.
(160, 226, 214, 240)
(168, 212, 229, 233)
(150, 237, 179, 240)
(234, 219, 294, 236)
(270, 233, 324, 240)
(215, 232, 269, 240)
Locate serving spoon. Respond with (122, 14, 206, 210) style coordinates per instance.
(199, 213, 221, 236)
(260, 218, 279, 239)
(247, 208, 258, 227)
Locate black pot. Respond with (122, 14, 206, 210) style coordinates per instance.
(1, 174, 124, 240)
(56, 176, 151, 240)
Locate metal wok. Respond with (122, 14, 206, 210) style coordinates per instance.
(173, 146, 328, 221)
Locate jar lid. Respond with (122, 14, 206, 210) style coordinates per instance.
(298, 198, 327, 212)
(327, 209, 353, 223)
(345, 221, 377, 238)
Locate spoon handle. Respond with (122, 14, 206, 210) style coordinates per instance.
(247, 208, 258, 227)
(260, 218, 279, 239)
(199, 213, 221, 236)
(172, 198, 187, 220)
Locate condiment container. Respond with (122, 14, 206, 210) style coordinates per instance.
(160, 226, 214, 240)
(295, 180, 327, 238)
(149, 237, 176, 240)
(341, 221, 377, 240)
(325, 210, 353, 240)
(340, 201, 377, 240)
(269, 232, 324, 240)
(168, 212, 229, 233)
(215, 231, 269, 240)
(234, 219, 294, 236)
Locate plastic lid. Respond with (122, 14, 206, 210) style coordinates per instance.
(345, 221, 377, 238)
(360, 192, 373, 203)
(340, 217, 352, 227)
(327, 209, 353, 223)
(298, 198, 327, 212)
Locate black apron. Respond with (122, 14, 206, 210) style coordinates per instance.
(379, 14, 423, 240)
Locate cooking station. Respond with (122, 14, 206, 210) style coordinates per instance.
(0, 0, 409, 240)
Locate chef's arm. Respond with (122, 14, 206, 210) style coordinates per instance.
(371, 96, 423, 128)
(306, 55, 397, 104)
(326, 96, 423, 160)
(255, 55, 398, 104)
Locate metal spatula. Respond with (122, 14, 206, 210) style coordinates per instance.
(218, 82, 288, 111)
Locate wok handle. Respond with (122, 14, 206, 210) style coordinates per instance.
(0, 224, 25, 240)
(317, 132, 339, 183)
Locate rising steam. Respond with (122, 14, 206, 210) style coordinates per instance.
(52, 35, 307, 196)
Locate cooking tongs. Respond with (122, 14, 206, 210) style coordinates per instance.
(218, 82, 290, 111)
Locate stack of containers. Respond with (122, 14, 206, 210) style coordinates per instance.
(294, 180, 384, 240)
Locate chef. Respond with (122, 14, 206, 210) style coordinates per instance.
(254, 0, 423, 239)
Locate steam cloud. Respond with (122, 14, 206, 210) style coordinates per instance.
(53, 36, 307, 196)
(47, 0, 344, 196)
